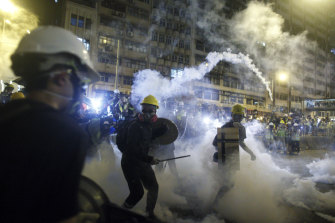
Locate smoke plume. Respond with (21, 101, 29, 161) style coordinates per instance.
(0, 1, 38, 83)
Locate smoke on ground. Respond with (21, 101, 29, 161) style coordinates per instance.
(83, 120, 335, 223)
(82, 1, 335, 222)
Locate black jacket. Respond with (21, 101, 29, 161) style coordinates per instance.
(0, 99, 88, 223)
(123, 118, 167, 163)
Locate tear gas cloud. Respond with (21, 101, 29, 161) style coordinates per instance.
(193, 1, 322, 87)
(131, 50, 272, 108)
(0, 2, 38, 82)
(83, 120, 335, 223)
(83, 1, 335, 222)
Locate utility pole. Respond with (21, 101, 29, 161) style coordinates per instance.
(115, 39, 120, 91)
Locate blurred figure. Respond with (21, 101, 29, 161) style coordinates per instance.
(0, 83, 14, 104)
(0, 26, 99, 223)
(289, 123, 301, 154)
(276, 121, 287, 153)
(264, 122, 275, 152)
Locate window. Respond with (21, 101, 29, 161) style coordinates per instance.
(85, 18, 91, 29)
(159, 19, 165, 27)
(151, 32, 157, 41)
(185, 27, 191, 35)
(128, 6, 149, 20)
(173, 8, 179, 16)
(167, 7, 173, 15)
(246, 98, 253, 105)
(195, 90, 202, 98)
(171, 68, 184, 78)
(123, 76, 133, 85)
(77, 37, 90, 51)
(178, 55, 183, 63)
(98, 52, 118, 64)
(172, 54, 177, 62)
(166, 36, 172, 45)
(185, 55, 189, 65)
(99, 35, 118, 47)
(123, 58, 146, 69)
(185, 40, 190, 50)
(180, 9, 185, 17)
(173, 23, 178, 31)
(167, 19, 172, 29)
(196, 40, 204, 51)
(71, 14, 77, 26)
(138, 0, 149, 4)
(159, 34, 165, 43)
(125, 40, 147, 53)
(212, 91, 219, 101)
(78, 16, 84, 28)
(99, 72, 112, 82)
(179, 40, 184, 48)
(204, 91, 211, 100)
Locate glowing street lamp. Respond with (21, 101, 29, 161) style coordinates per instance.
(0, 0, 18, 14)
(277, 72, 288, 82)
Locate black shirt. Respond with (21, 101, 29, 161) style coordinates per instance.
(0, 99, 88, 223)
(123, 119, 154, 163)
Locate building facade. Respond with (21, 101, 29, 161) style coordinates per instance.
(57, 0, 334, 116)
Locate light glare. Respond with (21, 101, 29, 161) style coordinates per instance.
(277, 72, 288, 82)
(0, 0, 18, 14)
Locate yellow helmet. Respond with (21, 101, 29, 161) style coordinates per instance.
(5, 83, 14, 89)
(10, 92, 25, 101)
(280, 120, 285, 124)
(231, 104, 244, 115)
(141, 95, 159, 108)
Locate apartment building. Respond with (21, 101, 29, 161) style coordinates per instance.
(269, 0, 335, 114)
(57, 0, 334, 115)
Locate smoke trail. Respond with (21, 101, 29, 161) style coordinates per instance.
(131, 50, 272, 107)
(0, 1, 38, 82)
(188, 0, 324, 99)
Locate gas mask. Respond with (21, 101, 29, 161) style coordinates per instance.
(138, 105, 158, 123)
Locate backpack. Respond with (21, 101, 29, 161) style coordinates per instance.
(116, 118, 136, 153)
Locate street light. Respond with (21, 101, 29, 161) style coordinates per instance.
(0, 0, 18, 14)
(272, 72, 291, 113)
(276, 71, 291, 113)
(277, 72, 288, 82)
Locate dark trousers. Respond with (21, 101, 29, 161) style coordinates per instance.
(121, 155, 158, 214)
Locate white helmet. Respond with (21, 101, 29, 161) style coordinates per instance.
(11, 26, 99, 82)
(293, 123, 299, 127)
(269, 122, 274, 126)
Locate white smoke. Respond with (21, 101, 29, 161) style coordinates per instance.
(307, 155, 335, 184)
(0, 1, 38, 82)
(192, 0, 324, 91)
(83, 120, 335, 223)
(131, 50, 272, 107)
(82, 1, 335, 222)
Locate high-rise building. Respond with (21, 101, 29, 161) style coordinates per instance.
(19, 0, 335, 117)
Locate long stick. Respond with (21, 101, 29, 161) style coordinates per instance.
(159, 155, 191, 162)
